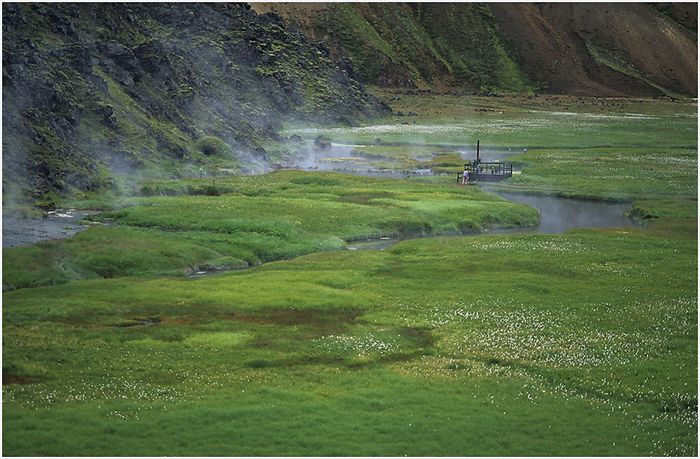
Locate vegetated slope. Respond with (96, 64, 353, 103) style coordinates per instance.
(251, 2, 697, 97)
(2, 3, 388, 208)
(251, 3, 531, 92)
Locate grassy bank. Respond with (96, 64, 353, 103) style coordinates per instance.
(3, 171, 538, 290)
(497, 147, 697, 200)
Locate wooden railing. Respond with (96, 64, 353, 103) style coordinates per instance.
(457, 161, 513, 183)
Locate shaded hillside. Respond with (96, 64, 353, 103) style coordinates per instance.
(251, 2, 698, 97)
(2, 3, 387, 208)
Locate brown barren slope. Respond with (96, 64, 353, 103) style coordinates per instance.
(489, 3, 698, 96)
(251, 2, 697, 97)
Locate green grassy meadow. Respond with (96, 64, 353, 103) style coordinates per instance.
(287, 90, 697, 149)
(3, 94, 697, 456)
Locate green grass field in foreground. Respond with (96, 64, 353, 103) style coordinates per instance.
(3, 225, 697, 455)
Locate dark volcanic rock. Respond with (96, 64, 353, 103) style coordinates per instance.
(314, 135, 332, 151)
(2, 3, 389, 206)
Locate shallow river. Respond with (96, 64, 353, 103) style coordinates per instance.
(2, 210, 95, 248)
(488, 191, 637, 234)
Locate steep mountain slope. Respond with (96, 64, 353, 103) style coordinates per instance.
(2, 3, 387, 208)
(489, 3, 697, 97)
(251, 2, 697, 97)
(252, 2, 530, 92)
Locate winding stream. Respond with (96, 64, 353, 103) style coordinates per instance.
(3, 191, 638, 251)
(2, 177, 641, 282)
(3, 147, 638, 251)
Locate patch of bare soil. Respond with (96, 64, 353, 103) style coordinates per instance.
(230, 307, 363, 333)
(113, 317, 161, 328)
(3, 373, 40, 385)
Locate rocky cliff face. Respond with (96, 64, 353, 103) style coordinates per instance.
(2, 3, 388, 207)
(252, 2, 697, 97)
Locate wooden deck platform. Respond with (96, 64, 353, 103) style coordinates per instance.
(457, 140, 514, 183)
(458, 160, 513, 183)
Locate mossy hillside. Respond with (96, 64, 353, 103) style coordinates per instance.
(261, 3, 697, 97)
(342, 3, 451, 87)
(2, 3, 388, 207)
(316, 4, 405, 83)
(3, 171, 539, 289)
(3, 221, 696, 455)
(195, 136, 232, 157)
(311, 3, 532, 92)
(410, 3, 531, 92)
(2, 61, 114, 208)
